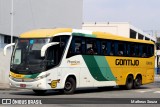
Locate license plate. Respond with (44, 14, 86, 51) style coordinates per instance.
(20, 84, 26, 88)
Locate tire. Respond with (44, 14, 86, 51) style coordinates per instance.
(63, 77, 76, 94)
(125, 75, 134, 90)
(133, 76, 142, 89)
(33, 90, 47, 95)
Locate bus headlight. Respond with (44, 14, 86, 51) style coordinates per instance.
(35, 73, 50, 81)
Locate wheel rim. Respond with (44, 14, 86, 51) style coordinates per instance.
(135, 77, 141, 87)
(65, 82, 72, 90)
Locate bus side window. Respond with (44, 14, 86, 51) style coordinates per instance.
(117, 42, 126, 56)
(86, 38, 98, 55)
(141, 44, 147, 57)
(130, 43, 136, 57)
(147, 44, 154, 57)
(101, 41, 107, 55)
(110, 41, 115, 56)
(96, 40, 101, 55)
(126, 43, 130, 56)
(135, 44, 140, 57)
(75, 37, 82, 54)
(81, 38, 86, 54)
(66, 36, 83, 58)
(139, 44, 143, 57)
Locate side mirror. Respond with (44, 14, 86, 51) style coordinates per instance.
(3, 43, 15, 56)
(41, 42, 59, 57)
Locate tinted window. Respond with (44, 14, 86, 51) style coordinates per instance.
(117, 42, 126, 56)
(86, 38, 100, 55)
(66, 36, 154, 58)
(101, 41, 108, 55)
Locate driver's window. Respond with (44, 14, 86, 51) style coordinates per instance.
(46, 45, 57, 68)
(46, 35, 69, 70)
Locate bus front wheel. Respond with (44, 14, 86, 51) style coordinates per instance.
(63, 77, 76, 94)
(33, 90, 47, 95)
(125, 75, 134, 90)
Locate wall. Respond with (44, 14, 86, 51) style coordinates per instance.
(82, 22, 130, 38)
(82, 22, 156, 42)
(0, 49, 11, 84)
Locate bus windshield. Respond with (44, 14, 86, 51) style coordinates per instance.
(11, 35, 70, 74)
(11, 38, 50, 74)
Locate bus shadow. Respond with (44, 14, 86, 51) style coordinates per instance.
(10, 90, 61, 96)
(75, 86, 151, 94)
(9, 86, 151, 96)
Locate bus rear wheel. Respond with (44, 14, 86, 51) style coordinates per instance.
(33, 90, 47, 95)
(133, 76, 142, 89)
(125, 75, 133, 90)
(63, 77, 76, 94)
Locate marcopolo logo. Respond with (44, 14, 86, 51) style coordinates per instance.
(115, 59, 139, 66)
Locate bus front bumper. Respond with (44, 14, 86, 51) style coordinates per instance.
(9, 77, 48, 90)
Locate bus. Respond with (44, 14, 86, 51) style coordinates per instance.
(4, 28, 155, 94)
